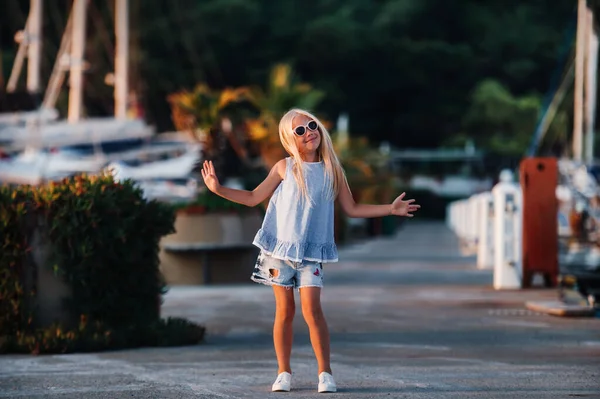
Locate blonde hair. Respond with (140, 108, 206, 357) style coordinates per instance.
(278, 108, 346, 203)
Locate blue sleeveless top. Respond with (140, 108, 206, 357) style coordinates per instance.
(252, 157, 338, 263)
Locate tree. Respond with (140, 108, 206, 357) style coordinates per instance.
(458, 79, 568, 157)
(167, 84, 250, 179)
(244, 63, 326, 168)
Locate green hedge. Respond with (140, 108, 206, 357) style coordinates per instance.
(0, 174, 205, 354)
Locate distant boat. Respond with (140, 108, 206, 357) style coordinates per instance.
(105, 144, 201, 181)
(389, 147, 493, 198)
(0, 116, 154, 152)
(0, 133, 201, 186)
(0, 1, 201, 196)
(0, 107, 59, 128)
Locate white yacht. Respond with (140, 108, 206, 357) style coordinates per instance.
(0, 116, 154, 152)
(0, 131, 201, 186)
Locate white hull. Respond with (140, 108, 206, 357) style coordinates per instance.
(0, 108, 59, 127)
(0, 117, 154, 151)
(106, 145, 201, 181)
(0, 139, 201, 185)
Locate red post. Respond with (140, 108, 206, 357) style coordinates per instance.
(519, 157, 559, 287)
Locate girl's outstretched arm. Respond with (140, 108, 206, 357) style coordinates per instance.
(201, 159, 285, 207)
(337, 178, 421, 218)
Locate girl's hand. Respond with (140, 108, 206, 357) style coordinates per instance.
(391, 192, 420, 217)
(201, 160, 220, 193)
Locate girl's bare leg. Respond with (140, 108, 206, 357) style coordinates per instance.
(272, 285, 295, 374)
(299, 287, 332, 374)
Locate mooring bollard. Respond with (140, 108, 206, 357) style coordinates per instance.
(476, 192, 494, 270)
(465, 194, 480, 255)
(492, 170, 523, 290)
(459, 199, 470, 250)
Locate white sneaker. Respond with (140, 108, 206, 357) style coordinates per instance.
(272, 371, 292, 392)
(318, 372, 337, 393)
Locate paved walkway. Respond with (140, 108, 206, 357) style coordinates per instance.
(1, 221, 599, 398)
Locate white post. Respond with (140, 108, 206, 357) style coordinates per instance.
(68, 0, 87, 123)
(477, 192, 494, 269)
(446, 202, 453, 229)
(455, 201, 462, 234)
(114, 0, 129, 119)
(492, 170, 522, 290)
(574, 0, 587, 162)
(458, 200, 466, 241)
(448, 201, 458, 231)
(449, 202, 457, 231)
(451, 202, 458, 231)
(27, 0, 43, 94)
(585, 7, 598, 164)
(466, 195, 480, 255)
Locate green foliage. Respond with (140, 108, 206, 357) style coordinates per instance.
(244, 63, 327, 169)
(0, 317, 205, 355)
(458, 78, 569, 156)
(0, 175, 205, 354)
(167, 84, 250, 135)
(0, 187, 34, 337)
(333, 135, 396, 203)
(246, 64, 326, 122)
(463, 79, 540, 155)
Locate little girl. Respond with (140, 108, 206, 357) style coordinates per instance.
(201, 108, 420, 393)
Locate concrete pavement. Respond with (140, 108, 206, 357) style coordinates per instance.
(1, 221, 599, 398)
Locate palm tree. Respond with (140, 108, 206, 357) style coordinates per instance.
(167, 84, 251, 178)
(167, 84, 250, 140)
(166, 64, 327, 177)
(244, 63, 326, 168)
(332, 135, 395, 204)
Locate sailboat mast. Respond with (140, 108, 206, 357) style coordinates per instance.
(114, 0, 129, 119)
(6, 0, 43, 96)
(585, 6, 598, 164)
(27, 0, 43, 96)
(68, 0, 88, 123)
(574, 0, 587, 162)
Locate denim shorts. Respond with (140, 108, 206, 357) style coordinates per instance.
(251, 251, 324, 289)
